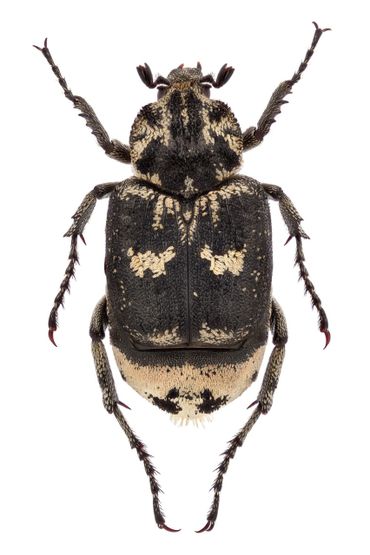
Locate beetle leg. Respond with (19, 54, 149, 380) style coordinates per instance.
(90, 297, 180, 532)
(90, 296, 120, 412)
(48, 235, 78, 347)
(262, 183, 309, 240)
(196, 298, 287, 533)
(242, 22, 330, 151)
(262, 183, 330, 347)
(254, 298, 287, 413)
(195, 407, 261, 533)
(64, 182, 118, 238)
(34, 38, 131, 164)
(48, 182, 118, 344)
(295, 235, 331, 348)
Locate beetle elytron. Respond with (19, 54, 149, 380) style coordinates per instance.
(34, 22, 330, 532)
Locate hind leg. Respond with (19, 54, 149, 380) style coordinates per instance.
(89, 297, 179, 532)
(196, 298, 287, 532)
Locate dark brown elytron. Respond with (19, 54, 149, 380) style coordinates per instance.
(34, 22, 330, 532)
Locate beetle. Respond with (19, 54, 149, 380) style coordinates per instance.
(34, 22, 330, 532)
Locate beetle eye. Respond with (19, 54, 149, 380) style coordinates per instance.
(157, 86, 168, 100)
(201, 84, 211, 98)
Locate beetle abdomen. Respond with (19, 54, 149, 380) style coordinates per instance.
(111, 342, 267, 423)
(106, 176, 272, 419)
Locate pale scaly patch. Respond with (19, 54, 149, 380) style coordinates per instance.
(218, 180, 255, 201)
(199, 323, 240, 344)
(199, 195, 208, 217)
(216, 166, 239, 182)
(127, 246, 176, 278)
(117, 182, 155, 201)
(135, 171, 162, 186)
(130, 102, 171, 164)
(199, 322, 250, 344)
(200, 99, 242, 155)
(175, 209, 188, 244)
(205, 180, 255, 225)
(200, 244, 247, 276)
(181, 209, 193, 222)
(180, 95, 190, 127)
(207, 191, 221, 224)
(188, 202, 200, 241)
(224, 132, 243, 153)
(153, 195, 180, 231)
(217, 180, 254, 198)
(147, 326, 181, 346)
(183, 176, 197, 197)
(152, 195, 165, 230)
(164, 195, 175, 215)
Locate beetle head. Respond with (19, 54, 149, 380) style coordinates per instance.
(137, 62, 234, 99)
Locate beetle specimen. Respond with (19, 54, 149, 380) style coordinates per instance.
(34, 22, 330, 532)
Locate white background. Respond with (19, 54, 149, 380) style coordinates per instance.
(1, 0, 369, 553)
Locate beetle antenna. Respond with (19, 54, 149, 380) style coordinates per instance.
(136, 63, 170, 88)
(200, 63, 235, 88)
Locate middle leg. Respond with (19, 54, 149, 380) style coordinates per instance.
(48, 182, 118, 345)
(262, 183, 330, 347)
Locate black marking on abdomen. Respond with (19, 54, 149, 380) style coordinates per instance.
(197, 388, 229, 414)
(148, 388, 182, 414)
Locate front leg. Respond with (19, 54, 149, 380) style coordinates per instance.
(34, 39, 131, 164)
(243, 22, 330, 151)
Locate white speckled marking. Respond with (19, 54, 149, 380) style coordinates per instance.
(127, 246, 176, 278)
(200, 244, 247, 276)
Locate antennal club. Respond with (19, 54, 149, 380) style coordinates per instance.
(136, 63, 170, 88)
(200, 63, 235, 88)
